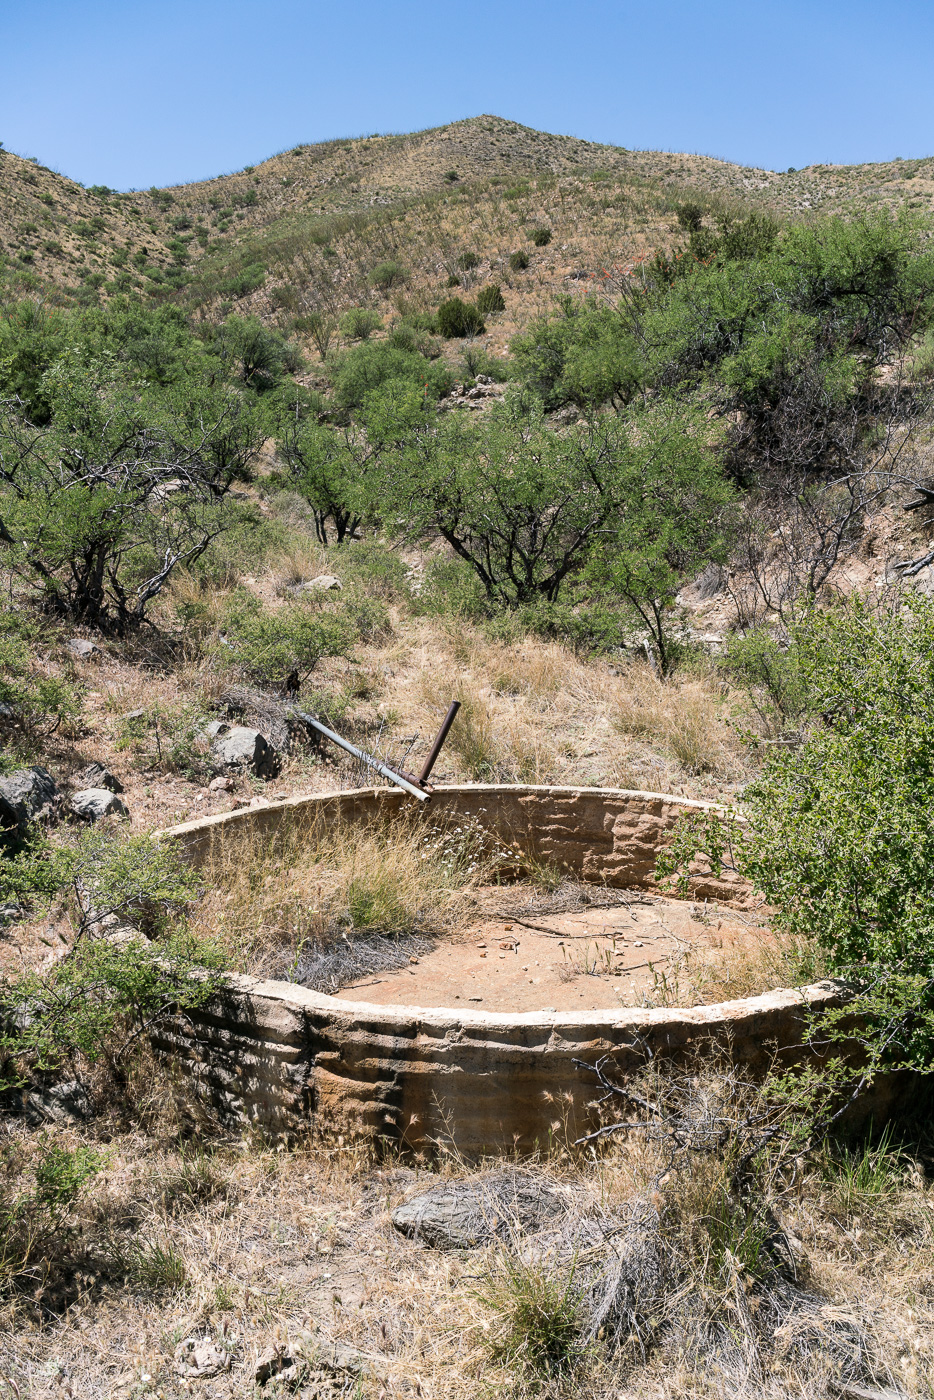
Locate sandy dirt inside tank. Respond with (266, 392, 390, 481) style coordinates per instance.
(333, 892, 772, 1013)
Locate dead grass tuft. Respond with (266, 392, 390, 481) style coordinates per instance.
(194, 812, 513, 985)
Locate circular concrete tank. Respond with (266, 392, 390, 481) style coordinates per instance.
(155, 785, 838, 1153)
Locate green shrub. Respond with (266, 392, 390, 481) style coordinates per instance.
(220, 593, 360, 686)
(212, 314, 294, 388)
(444, 170, 459, 183)
(370, 260, 405, 290)
(0, 611, 81, 746)
(457, 251, 480, 271)
(662, 596, 934, 977)
(340, 307, 382, 341)
(475, 284, 506, 315)
(330, 340, 453, 411)
(0, 1140, 106, 1294)
(508, 250, 530, 271)
(676, 200, 706, 232)
(437, 297, 486, 338)
(412, 557, 490, 620)
(460, 345, 509, 381)
(292, 310, 337, 359)
(529, 226, 552, 247)
(478, 1253, 584, 1377)
(445, 273, 461, 288)
(331, 542, 412, 602)
(387, 323, 433, 355)
(216, 262, 265, 299)
(115, 701, 212, 780)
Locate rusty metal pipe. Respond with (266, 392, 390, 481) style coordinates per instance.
(290, 709, 430, 802)
(418, 701, 461, 785)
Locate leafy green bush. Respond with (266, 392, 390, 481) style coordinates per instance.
(330, 542, 412, 602)
(211, 314, 296, 388)
(460, 345, 509, 381)
(529, 227, 551, 247)
(676, 200, 706, 231)
(339, 307, 382, 341)
(437, 297, 486, 338)
(220, 593, 360, 686)
(720, 628, 807, 738)
(215, 262, 266, 299)
(508, 250, 530, 271)
(292, 310, 337, 359)
(370, 260, 405, 290)
(456, 251, 480, 271)
(478, 1253, 584, 1377)
(0, 610, 81, 745)
(0, 1139, 106, 1294)
(329, 340, 453, 412)
(662, 597, 934, 976)
(0, 356, 264, 632)
(1, 828, 224, 1099)
(115, 701, 212, 779)
(475, 284, 506, 314)
(510, 299, 643, 410)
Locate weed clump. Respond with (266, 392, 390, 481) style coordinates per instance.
(437, 297, 486, 338)
(475, 283, 506, 314)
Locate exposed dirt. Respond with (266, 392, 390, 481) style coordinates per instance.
(334, 892, 771, 1012)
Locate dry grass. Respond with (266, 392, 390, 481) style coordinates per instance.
(645, 924, 831, 1008)
(3, 1064, 932, 1400)
(192, 811, 514, 984)
(385, 624, 747, 797)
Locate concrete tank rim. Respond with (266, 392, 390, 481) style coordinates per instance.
(157, 781, 734, 844)
(156, 782, 802, 1032)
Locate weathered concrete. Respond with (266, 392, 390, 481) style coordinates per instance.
(155, 785, 826, 1153)
(165, 783, 751, 906)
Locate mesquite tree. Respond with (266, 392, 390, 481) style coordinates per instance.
(0, 359, 263, 633)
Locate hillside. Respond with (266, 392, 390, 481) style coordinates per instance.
(4, 114, 934, 353)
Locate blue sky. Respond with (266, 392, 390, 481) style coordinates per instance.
(3, 0, 934, 190)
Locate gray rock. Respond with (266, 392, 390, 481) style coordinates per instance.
(211, 725, 279, 780)
(70, 788, 130, 821)
(254, 1347, 302, 1387)
(289, 574, 342, 593)
(174, 1337, 230, 1380)
(67, 638, 98, 659)
(0, 767, 59, 830)
(254, 1337, 380, 1387)
(200, 719, 229, 742)
(695, 562, 726, 600)
(0, 902, 22, 927)
(24, 1079, 92, 1127)
(392, 1170, 572, 1249)
(208, 775, 233, 792)
(72, 762, 124, 793)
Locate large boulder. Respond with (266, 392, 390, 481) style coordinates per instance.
(0, 767, 59, 831)
(70, 788, 130, 822)
(72, 761, 124, 793)
(211, 725, 279, 780)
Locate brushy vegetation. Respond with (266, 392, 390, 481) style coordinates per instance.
(3, 118, 934, 1398)
(192, 812, 520, 986)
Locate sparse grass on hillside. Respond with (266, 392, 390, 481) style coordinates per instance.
(4, 114, 934, 338)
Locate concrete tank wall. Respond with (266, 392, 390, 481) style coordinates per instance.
(155, 785, 829, 1154)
